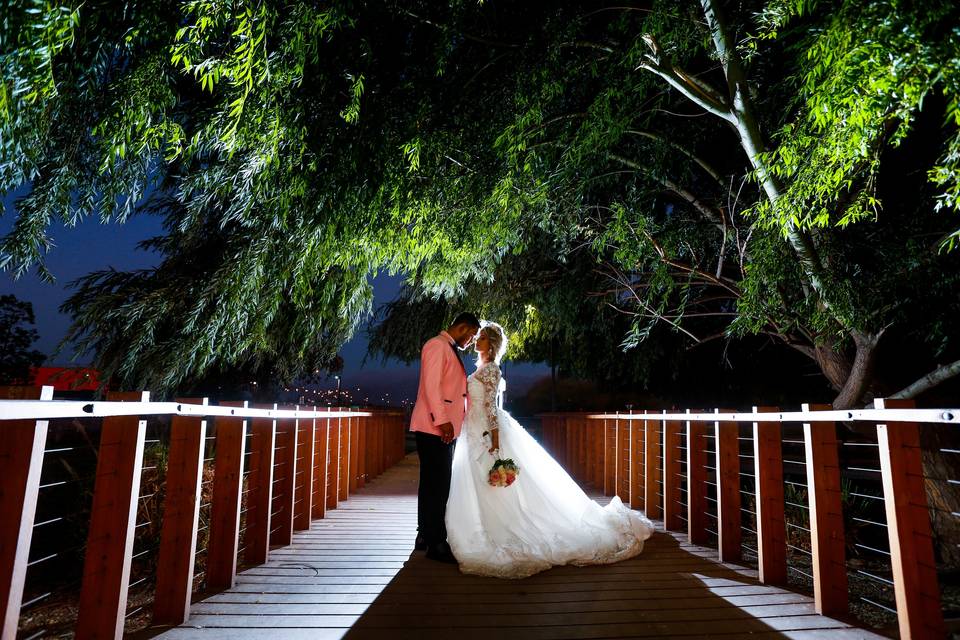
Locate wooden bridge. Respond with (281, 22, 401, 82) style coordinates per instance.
(153, 455, 882, 640)
(0, 389, 955, 639)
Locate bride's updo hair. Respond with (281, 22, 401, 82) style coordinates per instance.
(479, 321, 508, 364)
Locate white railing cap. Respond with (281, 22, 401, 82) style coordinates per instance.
(585, 407, 958, 424)
(0, 400, 372, 422)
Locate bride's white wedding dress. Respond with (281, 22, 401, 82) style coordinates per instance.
(446, 362, 654, 579)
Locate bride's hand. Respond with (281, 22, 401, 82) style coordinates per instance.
(488, 429, 500, 454)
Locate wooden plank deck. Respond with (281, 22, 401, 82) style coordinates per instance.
(154, 455, 886, 640)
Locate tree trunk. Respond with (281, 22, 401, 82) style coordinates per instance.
(803, 331, 882, 409)
(831, 332, 881, 410)
(813, 339, 852, 393)
(698, 0, 830, 306)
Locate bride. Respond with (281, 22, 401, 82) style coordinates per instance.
(445, 321, 653, 579)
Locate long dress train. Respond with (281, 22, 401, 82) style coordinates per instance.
(445, 362, 654, 579)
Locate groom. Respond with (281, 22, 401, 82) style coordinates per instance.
(410, 312, 481, 563)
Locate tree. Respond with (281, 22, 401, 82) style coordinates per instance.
(460, 0, 960, 408)
(3, 1, 544, 392)
(4, 0, 960, 409)
(629, 0, 960, 407)
(0, 294, 45, 384)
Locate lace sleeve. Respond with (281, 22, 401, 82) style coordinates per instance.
(478, 363, 502, 429)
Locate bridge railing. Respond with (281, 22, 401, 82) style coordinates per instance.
(0, 385, 407, 638)
(539, 401, 959, 640)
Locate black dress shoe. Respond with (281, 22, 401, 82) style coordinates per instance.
(425, 546, 458, 564)
(414, 534, 427, 551)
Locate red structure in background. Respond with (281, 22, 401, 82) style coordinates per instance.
(30, 366, 104, 392)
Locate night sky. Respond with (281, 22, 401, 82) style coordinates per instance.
(1, 193, 549, 405)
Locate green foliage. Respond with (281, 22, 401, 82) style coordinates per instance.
(2, 1, 565, 392)
(369, 234, 667, 388)
(750, 0, 960, 241)
(0, 1, 81, 120)
(3, 0, 960, 401)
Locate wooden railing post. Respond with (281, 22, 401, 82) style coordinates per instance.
(270, 408, 298, 547)
(616, 412, 630, 500)
(379, 413, 388, 472)
(397, 413, 405, 465)
(312, 408, 330, 520)
(293, 407, 316, 532)
(579, 420, 584, 482)
(687, 409, 709, 545)
(753, 406, 787, 586)
(206, 401, 248, 591)
(578, 416, 588, 482)
(645, 410, 662, 520)
(326, 410, 340, 511)
(875, 398, 945, 640)
(661, 413, 684, 530)
(373, 412, 380, 478)
(378, 412, 385, 476)
(153, 398, 208, 625)
(338, 409, 351, 503)
(604, 414, 617, 496)
(76, 391, 148, 640)
(377, 413, 386, 475)
(377, 414, 386, 475)
(395, 413, 403, 466)
(0, 385, 53, 639)
(566, 416, 576, 480)
(351, 412, 363, 492)
(376, 413, 385, 474)
(378, 413, 384, 473)
(715, 408, 741, 563)
(803, 403, 848, 616)
(373, 412, 381, 478)
(245, 404, 276, 566)
(394, 413, 403, 466)
(590, 415, 598, 485)
(629, 411, 644, 510)
(592, 416, 603, 489)
(367, 412, 377, 482)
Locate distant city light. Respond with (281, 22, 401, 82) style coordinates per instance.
(281, 379, 411, 408)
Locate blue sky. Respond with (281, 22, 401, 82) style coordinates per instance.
(0, 194, 549, 402)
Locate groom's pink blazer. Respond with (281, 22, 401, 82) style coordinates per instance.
(410, 331, 468, 438)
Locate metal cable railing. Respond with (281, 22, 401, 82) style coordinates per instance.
(540, 399, 957, 638)
(2, 389, 405, 637)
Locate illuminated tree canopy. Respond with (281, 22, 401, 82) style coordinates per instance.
(3, 0, 960, 404)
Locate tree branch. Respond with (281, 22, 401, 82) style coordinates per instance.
(889, 357, 960, 401)
(603, 263, 705, 343)
(636, 34, 734, 122)
(607, 152, 728, 232)
(558, 40, 615, 54)
(637, 0, 838, 321)
(625, 129, 725, 186)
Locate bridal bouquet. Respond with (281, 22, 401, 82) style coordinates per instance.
(488, 458, 520, 487)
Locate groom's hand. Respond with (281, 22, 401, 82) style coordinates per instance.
(438, 422, 454, 444)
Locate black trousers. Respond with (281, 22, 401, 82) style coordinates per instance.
(415, 432, 455, 547)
